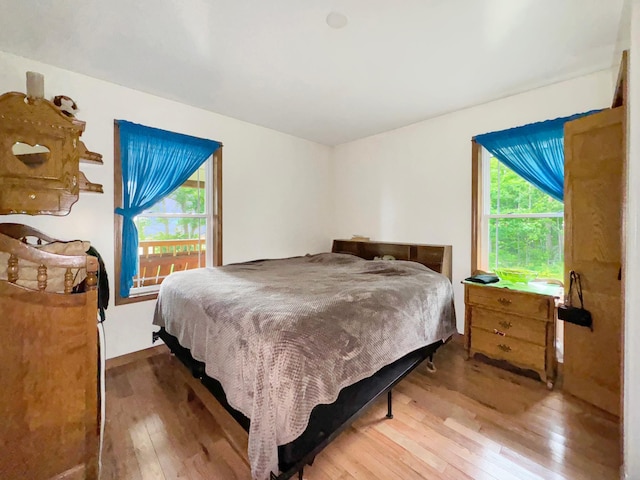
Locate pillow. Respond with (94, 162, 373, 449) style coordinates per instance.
(0, 240, 90, 293)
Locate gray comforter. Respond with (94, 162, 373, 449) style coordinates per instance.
(153, 252, 456, 480)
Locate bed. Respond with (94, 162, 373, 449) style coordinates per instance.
(153, 239, 456, 480)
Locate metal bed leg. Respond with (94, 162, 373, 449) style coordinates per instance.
(425, 354, 437, 373)
(386, 390, 393, 419)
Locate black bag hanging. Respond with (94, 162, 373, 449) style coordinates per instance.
(558, 270, 593, 330)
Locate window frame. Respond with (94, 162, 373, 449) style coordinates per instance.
(113, 121, 223, 305)
(471, 140, 563, 274)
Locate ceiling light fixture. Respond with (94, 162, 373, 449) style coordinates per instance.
(326, 12, 348, 29)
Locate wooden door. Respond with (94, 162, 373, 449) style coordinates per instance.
(563, 107, 624, 416)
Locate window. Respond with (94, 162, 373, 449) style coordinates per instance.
(114, 121, 222, 305)
(472, 143, 563, 280)
(132, 161, 213, 293)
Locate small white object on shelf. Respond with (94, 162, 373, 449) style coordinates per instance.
(26, 71, 44, 99)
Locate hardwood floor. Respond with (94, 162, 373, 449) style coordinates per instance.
(101, 341, 621, 480)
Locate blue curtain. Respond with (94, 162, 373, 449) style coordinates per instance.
(115, 120, 221, 298)
(473, 111, 599, 202)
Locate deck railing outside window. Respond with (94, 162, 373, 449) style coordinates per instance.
(133, 238, 205, 287)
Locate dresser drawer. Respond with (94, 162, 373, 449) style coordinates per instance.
(471, 307, 547, 346)
(470, 327, 546, 372)
(465, 284, 552, 320)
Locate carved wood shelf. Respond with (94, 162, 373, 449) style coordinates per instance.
(79, 140, 104, 165)
(0, 92, 103, 215)
(78, 171, 104, 193)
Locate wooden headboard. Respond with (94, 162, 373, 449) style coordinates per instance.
(332, 239, 452, 281)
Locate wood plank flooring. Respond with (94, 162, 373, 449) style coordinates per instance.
(101, 341, 621, 480)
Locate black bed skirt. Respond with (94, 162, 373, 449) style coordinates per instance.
(157, 327, 444, 479)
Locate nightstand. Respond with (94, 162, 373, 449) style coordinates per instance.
(464, 281, 562, 389)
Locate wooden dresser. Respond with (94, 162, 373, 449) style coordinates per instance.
(0, 225, 100, 480)
(464, 282, 560, 388)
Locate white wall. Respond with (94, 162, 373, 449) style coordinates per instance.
(624, 1, 640, 477)
(0, 51, 333, 359)
(332, 70, 615, 331)
(0, 49, 627, 380)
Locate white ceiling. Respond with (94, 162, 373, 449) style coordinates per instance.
(0, 0, 629, 145)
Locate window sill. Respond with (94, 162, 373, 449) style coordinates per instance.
(115, 291, 158, 306)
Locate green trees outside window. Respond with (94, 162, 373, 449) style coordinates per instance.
(487, 157, 564, 280)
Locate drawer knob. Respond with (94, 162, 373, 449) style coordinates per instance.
(497, 343, 512, 353)
(498, 320, 513, 329)
(493, 329, 506, 336)
(497, 297, 512, 306)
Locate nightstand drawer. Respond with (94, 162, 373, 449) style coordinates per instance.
(471, 327, 545, 372)
(471, 307, 547, 346)
(466, 284, 552, 320)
